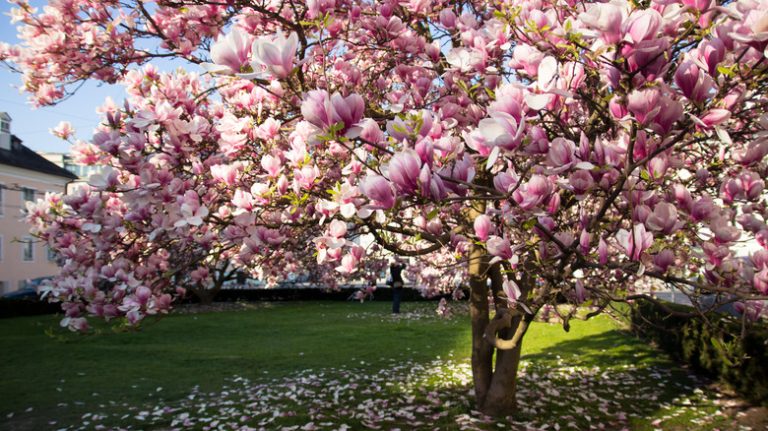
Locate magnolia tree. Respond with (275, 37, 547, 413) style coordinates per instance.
(4, 0, 768, 416)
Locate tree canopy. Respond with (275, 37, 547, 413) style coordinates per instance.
(4, 0, 768, 415)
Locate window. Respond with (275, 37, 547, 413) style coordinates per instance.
(47, 246, 57, 262)
(0, 281, 6, 295)
(0, 184, 4, 216)
(22, 187, 35, 203)
(22, 237, 34, 262)
(0, 119, 9, 133)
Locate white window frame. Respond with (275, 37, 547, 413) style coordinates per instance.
(22, 187, 36, 203)
(21, 236, 34, 262)
(47, 245, 57, 262)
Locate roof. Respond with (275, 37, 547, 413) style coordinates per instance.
(0, 135, 78, 180)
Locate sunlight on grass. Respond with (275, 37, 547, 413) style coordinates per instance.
(0, 301, 737, 430)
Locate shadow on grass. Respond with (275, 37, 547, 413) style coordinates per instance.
(523, 328, 661, 366)
(514, 328, 721, 430)
(0, 307, 726, 431)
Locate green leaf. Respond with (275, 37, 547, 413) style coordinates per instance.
(523, 218, 536, 231)
(717, 64, 736, 78)
(710, 337, 735, 367)
(391, 122, 408, 134)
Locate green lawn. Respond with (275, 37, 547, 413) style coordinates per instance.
(0, 301, 733, 430)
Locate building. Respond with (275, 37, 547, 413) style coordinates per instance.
(39, 152, 104, 182)
(0, 112, 78, 294)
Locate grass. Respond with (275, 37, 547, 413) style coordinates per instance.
(0, 301, 735, 430)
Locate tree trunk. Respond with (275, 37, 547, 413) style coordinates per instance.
(469, 243, 494, 408)
(468, 244, 528, 417)
(482, 262, 524, 416)
(190, 279, 224, 305)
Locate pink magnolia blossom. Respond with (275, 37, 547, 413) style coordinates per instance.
(249, 31, 299, 79)
(359, 175, 396, 209)
(674, 61, 714, 103)
(301, 90, 364, 133)
(328, 220, 347, 238)
(439, 9, 457, 28)
(627, 87, 660, 125)
(358, 118, 384, 144)
(709, 218, 741, 244)
(512, 175, 552, 210)
(622, 9, 662, 43)
(174, 191, 209, 227)
(579, 229, 591, 255)
(574, 280, 587, 303)
(261, 154, 282, 178)
(753, 267, 768, 294)
(733, 141, 768, 166)
(509, 44, 544, 75)
(645, 202, 681, 235)
(335, 253, 359, 274)
(387, 150, 422, 194)
(691, 197, 717, 221)
(609, 97, 628, 119)
(330, 92, 365, 131)
(599, 237, 609, 265)
(210, 163, 241, 186)
(201, 28, 252, 75)
(683, 0, 712, 12)
(446, 47, 484, 73)
(50, 121, 75, 139)
(486, 236, 513, 260)
(695, 109, 731, 129)
(734, 301, 764, 321)
(729, 8, 768, 49)
(493, 171, 518, 194)
(301, 90, 335, 129)
(616, 224, 653, 261)
(568, 170, 594, 197)
(651, 96, 683, 135)
(294, 165, 320, 190)
(502, 279, 522, 304)
(546, 138, 578, 174)
(696, 38, 726, 75)
(477, 112, 526, 151)
(579, 3, 624, 44)
(473, 214, 493, 241)
(654, 249, 676, 272)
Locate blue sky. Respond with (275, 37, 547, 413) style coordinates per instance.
(0, 2, 127, 152)
(0, 2, 187, 153)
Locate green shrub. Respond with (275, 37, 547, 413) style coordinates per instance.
(631, 300, 768, 405)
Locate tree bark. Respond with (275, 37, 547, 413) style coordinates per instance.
(469, 242, 494, 408)
(481, 263, 524, 416)
(467, 243, 529, 417)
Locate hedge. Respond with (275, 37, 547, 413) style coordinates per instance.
(0, 298, 61, 318)
(1, 286, 460, 318)
(630, 300, 768, 405)
(211, 286, 453, 302)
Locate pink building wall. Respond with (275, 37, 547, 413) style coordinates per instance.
(0, 165, 69, 294)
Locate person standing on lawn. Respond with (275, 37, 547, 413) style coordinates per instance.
(389, 258, 406, 314)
